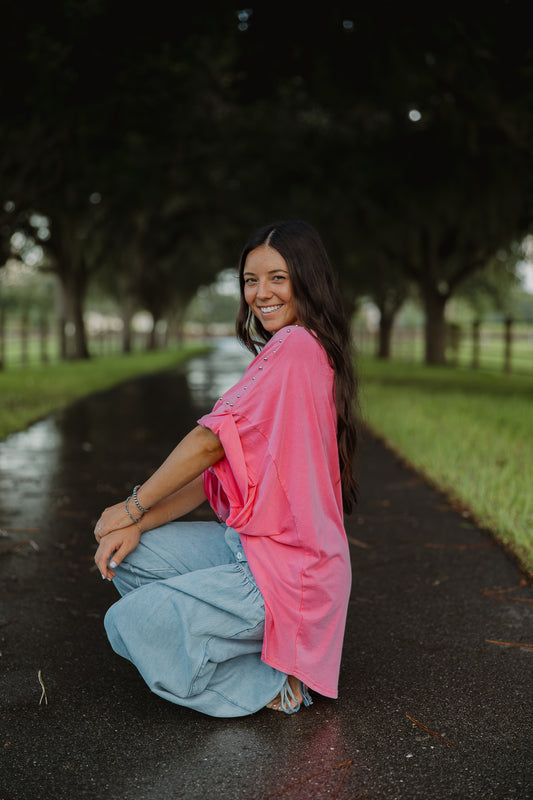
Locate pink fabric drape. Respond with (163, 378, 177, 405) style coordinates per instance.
(198, 326, 351, 698)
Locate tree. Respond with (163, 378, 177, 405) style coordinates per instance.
(0, 2, 241, 356)
(231, 5, 533, 363)
(2, 1, 533, 368)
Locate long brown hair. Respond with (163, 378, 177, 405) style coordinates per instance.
(236, 220, 358, 513)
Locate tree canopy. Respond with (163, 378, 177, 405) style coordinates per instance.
(1, 2, 532, 361)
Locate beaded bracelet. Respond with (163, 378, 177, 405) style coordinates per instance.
(132, 484, 149, 515)
(125, 496, 143, 534)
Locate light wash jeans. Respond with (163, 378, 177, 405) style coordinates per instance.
(104, 521, 287, 717)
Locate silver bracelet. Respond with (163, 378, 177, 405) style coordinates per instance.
(132, 484, 149, 515)
(125, 496, 143, 534)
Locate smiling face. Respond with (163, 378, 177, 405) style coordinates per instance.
(243, 245, 299, 333)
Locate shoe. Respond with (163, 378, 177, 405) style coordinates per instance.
(276, 679, 313, 715)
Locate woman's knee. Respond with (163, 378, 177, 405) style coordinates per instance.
(133, 521, 232, 575)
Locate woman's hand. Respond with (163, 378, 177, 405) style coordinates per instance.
(94, 525, 141, 580)
(94, 500, 139, 543)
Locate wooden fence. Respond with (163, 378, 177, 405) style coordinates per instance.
(354, 319, 533, 375)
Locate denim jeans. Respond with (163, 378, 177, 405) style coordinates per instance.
(104, 521, 287, 717)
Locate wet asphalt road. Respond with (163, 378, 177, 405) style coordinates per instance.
(1, 338, 532, 800)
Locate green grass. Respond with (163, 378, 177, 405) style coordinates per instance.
(0, 343, 209, 440)
(358, 357, 533, 577)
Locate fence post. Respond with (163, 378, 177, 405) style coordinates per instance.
(0, 306, 4, 369)
(471, 319, 480, 369)
(503, 316, 513, 374)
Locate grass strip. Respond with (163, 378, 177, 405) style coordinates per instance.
(358, 357, 533, 577)
(0, 343, 209, 441)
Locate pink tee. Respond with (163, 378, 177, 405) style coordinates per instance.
(198, 325, 351, 698)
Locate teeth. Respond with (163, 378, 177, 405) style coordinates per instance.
(260, 305, 283, 313)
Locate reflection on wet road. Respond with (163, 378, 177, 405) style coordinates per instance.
(184, 337, 253, 406)
(0, 418, 63, 533)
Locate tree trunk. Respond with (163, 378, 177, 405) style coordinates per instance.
(20, 311, 29, 366)
(422, 288, 448, 365)
(58, 315, 68, 359)
(119, 294, 136, 354)
(122, 323, 132, 354)
(71, 285, 90, 359)
(145, 307, 164, 351)
(57, 268, 90, 360)
(377, 312, 394, 359)
(0, 305, 5, 369)
(503, 316, 513, 374)
(373, 284, 406, 360)
(55, 280, 68, 359)
(121, 312, 133, 354)
(471, 319, 480, 369)
(148, 320, 158, 351)
(51, 220, 90, 360)
(172, 306, 188, 345)
(39, 315, 49, 363)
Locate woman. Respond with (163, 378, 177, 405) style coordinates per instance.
(94, 220, 358, 717)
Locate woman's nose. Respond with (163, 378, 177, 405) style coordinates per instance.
(256, 280, 272, 299)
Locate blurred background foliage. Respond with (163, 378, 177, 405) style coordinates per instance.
(1, 2, 533, 363)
